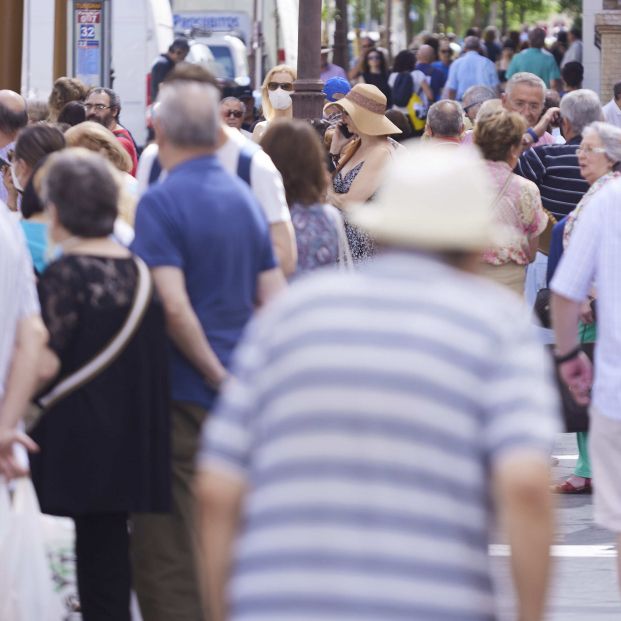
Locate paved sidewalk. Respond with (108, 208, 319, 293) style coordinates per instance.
(492, 434, 621, 620)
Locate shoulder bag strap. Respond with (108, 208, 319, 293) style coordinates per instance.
(237, 141, 261, 185)
(39, 257, 153, 410)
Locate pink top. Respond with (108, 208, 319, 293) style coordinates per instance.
(463, 130, 554, 147)
(483, 160, 548, 266)
(534, 131, 555, 147)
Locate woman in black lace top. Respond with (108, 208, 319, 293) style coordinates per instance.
(29, 149, 170, 621)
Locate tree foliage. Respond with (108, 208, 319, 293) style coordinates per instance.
(347, 0, 579, 35)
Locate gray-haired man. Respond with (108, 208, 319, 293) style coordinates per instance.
(516, 88, 602, 221)
(131, 79, 286, 621)
(424, 99, 464, 144)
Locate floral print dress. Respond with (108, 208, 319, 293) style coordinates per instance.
(333, 162, 375, 262)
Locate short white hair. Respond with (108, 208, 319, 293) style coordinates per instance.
(505, 72, 546, 98)
(560, 89, 603, 135)
(583, 121, 621, 165)
(220, 96, 246, 116)
(157, 81, 220, 148)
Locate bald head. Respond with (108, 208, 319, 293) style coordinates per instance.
(417, 44, 435, 64)
(464, 36, 481, 52)
(426, 100, 464, 138)
(0, 90, 27, 145)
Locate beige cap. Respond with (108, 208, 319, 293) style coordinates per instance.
(349, 142, 502, 251)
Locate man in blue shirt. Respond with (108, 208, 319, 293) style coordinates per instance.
(415, 44, 446, 102)
(432, 41, 453, 83)
(131, 79, 286, 621)
(446, 36, 499, 101)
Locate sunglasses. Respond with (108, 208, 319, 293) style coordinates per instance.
(440, 49, 451, 55)
(224, 110, 243, 118)
(267, 82, 293, 92)
(368, 54, 381, 60)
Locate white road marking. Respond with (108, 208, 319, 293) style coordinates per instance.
(490, 544, 617, 558)
(552, 454, 579, 461)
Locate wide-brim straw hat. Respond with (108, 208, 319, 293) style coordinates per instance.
(324, 83, 401, 136)
(349, 142, 502, 251)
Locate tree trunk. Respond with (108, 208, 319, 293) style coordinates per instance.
(473, 0, 483, 29)
(501, 0, 508, 35)
(455, 0, 463, 38)
(333, 0, 349, 70)
(405, 1, 414, 47)
(384, 0, 393, 62)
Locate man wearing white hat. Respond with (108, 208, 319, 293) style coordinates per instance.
(196, 144, 559, 621)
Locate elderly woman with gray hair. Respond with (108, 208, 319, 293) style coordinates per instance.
(30, 148, 170, 620)
(547, 121, 621, 495)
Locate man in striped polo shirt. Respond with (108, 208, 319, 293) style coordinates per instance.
(197, 144, 559, 621)
(516, 89, 602, 221)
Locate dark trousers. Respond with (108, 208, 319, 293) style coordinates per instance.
(74, 513, 131, 621)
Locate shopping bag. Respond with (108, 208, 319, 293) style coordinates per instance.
(42, 513, 80, 617)
(0, 477, 65, 621)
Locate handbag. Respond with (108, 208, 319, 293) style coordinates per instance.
(547, 342, 594, 433)
(534, 287, 552, 328)
(537, 208, 556, 255)
(31, 257, 152, 419)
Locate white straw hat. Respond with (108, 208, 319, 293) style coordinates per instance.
(349, 142, 500, 251)
(324, 83, 401, 136)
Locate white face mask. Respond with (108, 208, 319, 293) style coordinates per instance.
(268, 88, 292, 111)
(10, 163, 24, 193)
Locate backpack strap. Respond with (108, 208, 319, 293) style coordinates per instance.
(148, 157, 163, 185)
(236, 140, 261, 185)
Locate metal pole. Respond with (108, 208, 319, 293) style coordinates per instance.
(252, 0, 263, 91)
(385, 0, 393, 62)
(53, 0, 67, 79)
(0, 0, 24, 91)
(292, 0, 324, 120)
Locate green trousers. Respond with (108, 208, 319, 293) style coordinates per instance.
(130, 402, 207, 621)
(574, 322, 595, 479)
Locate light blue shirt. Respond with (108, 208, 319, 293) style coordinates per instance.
(0, 142, 14, 206)
(446, 51, 499, 100)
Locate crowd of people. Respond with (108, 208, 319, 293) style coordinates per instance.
(1, 20, 621, 621)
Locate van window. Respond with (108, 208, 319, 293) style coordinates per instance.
(208, 46, 235, 79)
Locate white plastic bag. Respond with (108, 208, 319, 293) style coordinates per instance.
(0, 477, 64, 621)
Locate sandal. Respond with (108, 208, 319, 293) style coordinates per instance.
(551, 477, 592, 494)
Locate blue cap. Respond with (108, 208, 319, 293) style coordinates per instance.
(323, 77, 351, 102)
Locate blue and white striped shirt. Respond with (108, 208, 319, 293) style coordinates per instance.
(516, 137, 589, 221)
(201, 251, 559, 621)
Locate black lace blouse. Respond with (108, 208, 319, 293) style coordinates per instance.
(30, 255, 171, 516)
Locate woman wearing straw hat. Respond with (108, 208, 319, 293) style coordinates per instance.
(325, 83, 402, 261)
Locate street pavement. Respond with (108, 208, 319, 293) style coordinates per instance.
(492, 433, 621, 620)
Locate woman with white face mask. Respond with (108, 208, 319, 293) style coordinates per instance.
(252, 64, 297, 144)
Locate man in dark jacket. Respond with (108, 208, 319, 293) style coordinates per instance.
(150, 38, 190, 103)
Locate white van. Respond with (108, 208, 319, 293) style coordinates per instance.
(194, 34, 249, 86)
